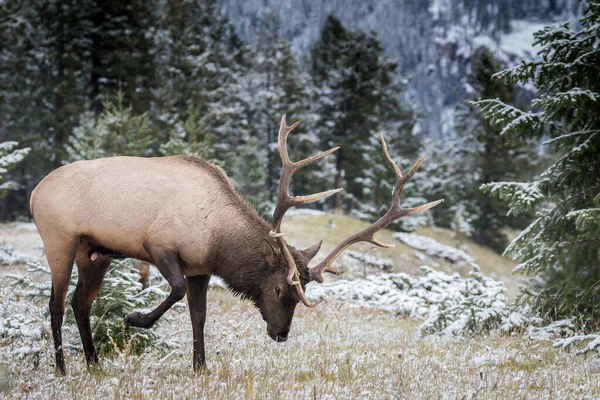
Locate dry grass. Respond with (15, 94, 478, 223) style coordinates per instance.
(1, 218, 596, 399)
(414, 226, 525, 298)
(2, 288, 599, 399)
(284, 213, 523, 296)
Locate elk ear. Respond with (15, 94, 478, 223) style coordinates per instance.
(260, 237, 280, 268)
(302, 240, 322, 261)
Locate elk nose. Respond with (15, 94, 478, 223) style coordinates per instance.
(276, 332, 288, 342)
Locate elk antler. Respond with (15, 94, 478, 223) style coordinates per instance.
(308, 134, 444, 283)
(272, 115, 341, 233)
(272, 115, 341, 306)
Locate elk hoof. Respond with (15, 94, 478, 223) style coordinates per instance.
(123, 311, 154, 329)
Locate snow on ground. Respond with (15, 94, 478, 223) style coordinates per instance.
(500, 20, 547, 59)
(1, 288, 599, 399)
(0, 246, 31, 265)
(393, 232, 474, 264)
(0, 222, 43, 273)
(306, 264, 536, 337)
(0, 221, 599, 397)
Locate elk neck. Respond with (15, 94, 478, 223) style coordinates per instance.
(211, 211, 273, 302)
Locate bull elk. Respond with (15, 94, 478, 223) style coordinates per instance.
(30, 115, 442, 375)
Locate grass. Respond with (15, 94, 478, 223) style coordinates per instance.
(284, 213, 523, 296)
(1, 288, 599, 399)
(1, 217, 598, 398)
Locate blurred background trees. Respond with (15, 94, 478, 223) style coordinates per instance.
(1, 0, 598, 330)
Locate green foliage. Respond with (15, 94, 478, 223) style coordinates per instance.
(67, 90, 154, 161)
(6, 260, 169, 357)
(89, 260, 167, 356)
(420, 265, 512, 336)
(0, 142, 30, 199)
(159, 106, 215, 161)
(230, 137, 271, 216)
(246, 13, 311, 203)
(447, 47, 537, 253)
(311, 15, 417, 211)
(474, 1, 600, 330)
(155, 0, 248, 164)
(355, 131, 433, 232)
(0, 0, 159, 216)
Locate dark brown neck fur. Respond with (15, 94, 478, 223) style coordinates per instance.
(176, 155, 309, 300)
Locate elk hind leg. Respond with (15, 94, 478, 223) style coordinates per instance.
(46, 240, 77, 375)
(72, 248, 111, 367)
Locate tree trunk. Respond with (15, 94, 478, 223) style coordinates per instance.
(90, 3, 104, 114)
(332, 151, 344, 210)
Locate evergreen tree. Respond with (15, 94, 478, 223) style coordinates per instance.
(159, 106, 215, 162)
(421, 135, 480, 237)
(0, 142, 30, 199)
(67, 90, 153, 161)
(155, 0, 248, 162)
(354, 128, 434, 232)
(229, 136, 271, 216)
(452, 46, 535, 252)
(0, 0, 89, 218)
(242, 14, 318, 204)
(7, 260, 169, 356)
(88, 0, 158, 114)
(0, 0, 159, 217)
(311, 16, 404, 210)
(475, 2, 600, 329)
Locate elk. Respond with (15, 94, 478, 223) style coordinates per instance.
(30, 115, 442, 375)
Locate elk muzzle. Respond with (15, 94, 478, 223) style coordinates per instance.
(267, 327, 289, 342)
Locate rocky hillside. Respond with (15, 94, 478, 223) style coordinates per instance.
(219, 0, 583, 138)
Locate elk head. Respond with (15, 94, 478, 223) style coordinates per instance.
(259, 115, 443, 341)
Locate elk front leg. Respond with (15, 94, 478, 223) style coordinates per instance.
(186, 274, 211, 371)
(124, 246, 186, 329)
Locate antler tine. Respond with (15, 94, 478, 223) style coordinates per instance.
(272, 114, 341, 233)
(380, 133, 403, 178)
(309, 134, 444, 284)
(280, 241, 320, 307)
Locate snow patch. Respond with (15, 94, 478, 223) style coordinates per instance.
(393, 232, 474, 264)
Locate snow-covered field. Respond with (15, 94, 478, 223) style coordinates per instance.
(1, 218, 599, 398)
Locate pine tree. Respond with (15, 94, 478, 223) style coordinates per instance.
(0, 0, 88, 218)
(0, 0, 160, 218)
(311, 15, 409, 211)
(421, 135, 480, 237)
(159, 106, 215, 161)
(67, 90, 153, 161)
(474, 2, 600, 329)
(7, 261, 169, 356)
(88, 0, 158, 114)
(0, 142, 30, 199)
(229, 136, 271, 216)
(354, 129, 433, 232)
(452, 46, 535, 252)
(241, 13, 319, 205)
(155, 0, 248, 163)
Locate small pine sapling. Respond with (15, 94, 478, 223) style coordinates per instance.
(3, 260, 174, 358)
(0, 141, 30, 198)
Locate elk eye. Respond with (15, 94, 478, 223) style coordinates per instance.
(275, 286, 281, 298)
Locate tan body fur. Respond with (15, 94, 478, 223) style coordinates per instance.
(32, 156, 270, 279)
(30, 155, 303, 374)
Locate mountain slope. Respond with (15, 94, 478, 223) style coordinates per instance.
(219, 0, 583, 138)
